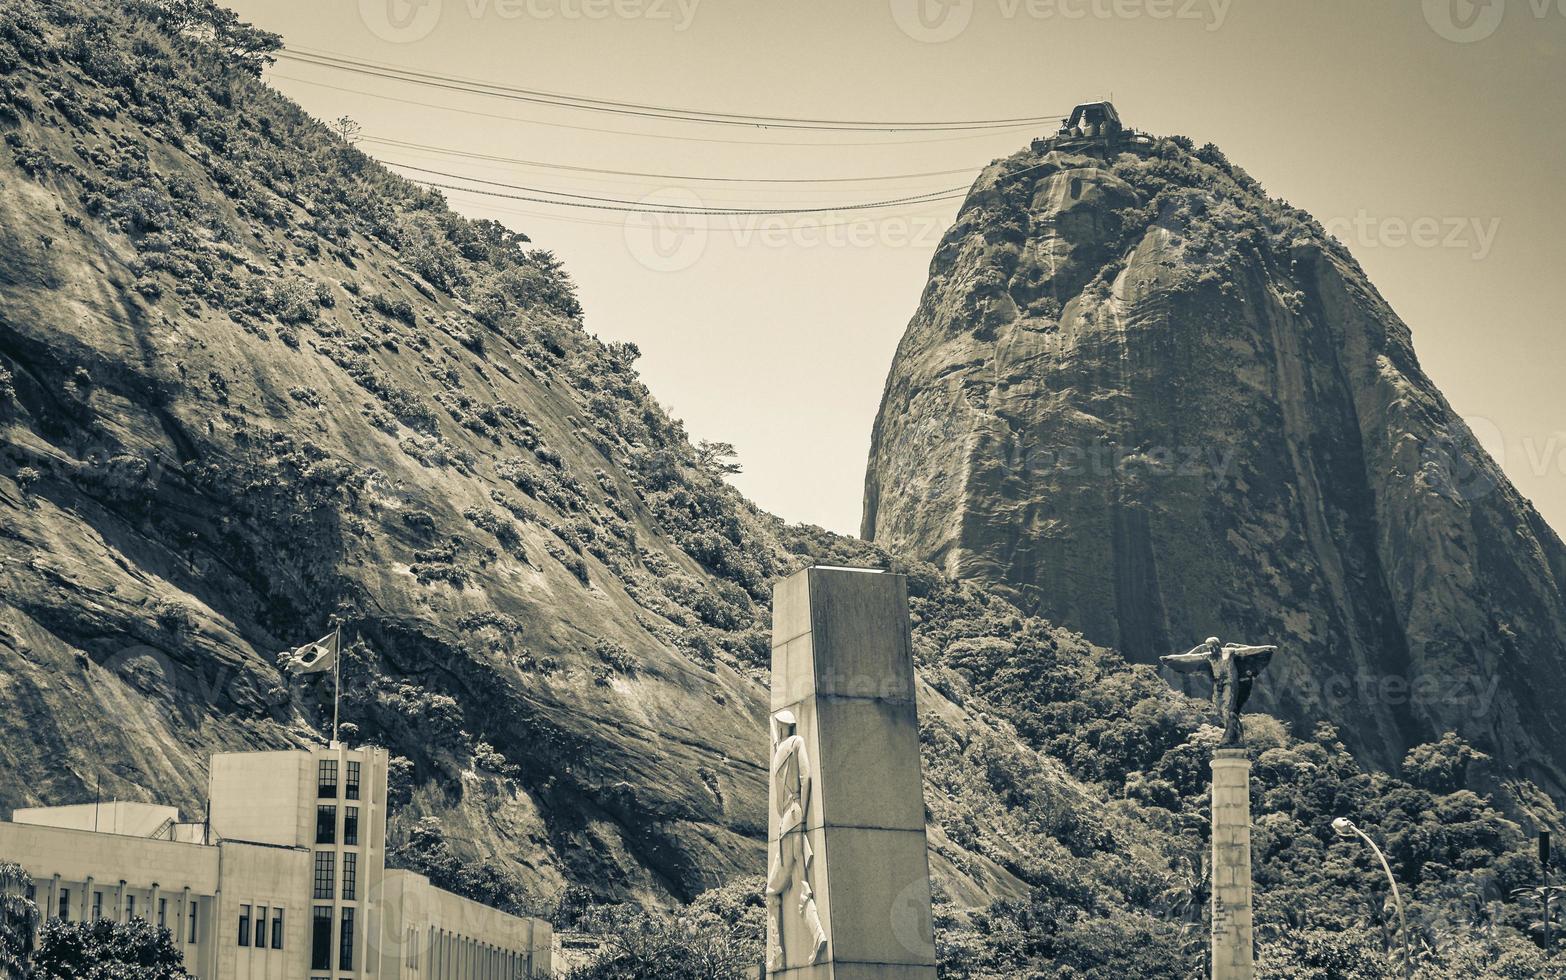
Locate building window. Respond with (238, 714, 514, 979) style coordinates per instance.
(338, 907, 355, 972)
(256, 906, 268, 947)
(189, 902, 198, 943)
(341, 853, 357, 901)
(126, 894, 135, 920)
(58, 889, 69, 922)
(345, 760, 361, 800)
(318, 759, 339, 798)
(316, 804, 337, 845)
(311, 907, 333, 971)
(271, 907, 285, 950)
(92, 892, 103, 921)
(158, 898, 166, 928)
(314, 852, 335, 900)
(238, 904, 251, 947)
(344, 806, 359, 847)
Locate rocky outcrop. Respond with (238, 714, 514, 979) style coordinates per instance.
(0, 1, 1196, 914)
(864, 140, 1566, 800)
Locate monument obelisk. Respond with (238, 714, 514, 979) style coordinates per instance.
(767, 565, 938, 980)
(1161, 637, 1277, 980)
(1209, 748, 1254, 980)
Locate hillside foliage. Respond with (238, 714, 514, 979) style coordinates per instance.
(0, 2, 1562, 977)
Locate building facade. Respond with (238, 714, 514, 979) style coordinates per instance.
(1, 745, 551, 979)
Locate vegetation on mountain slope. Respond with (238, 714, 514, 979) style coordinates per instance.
(0, 2, 1561, 976)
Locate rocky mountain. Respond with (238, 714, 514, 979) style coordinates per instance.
(863, 133, 1566, 805)
(7, 5, 1566, 974)
(0, 0, 1208, 921)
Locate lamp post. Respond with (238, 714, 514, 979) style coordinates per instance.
(1332, 818, 1411, 979)
(1543, 831, 1554, 952)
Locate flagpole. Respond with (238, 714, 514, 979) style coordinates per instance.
(331, 624, 341, 746)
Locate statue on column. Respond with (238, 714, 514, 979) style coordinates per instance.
(1161, 637, 1276, 746)
(766, 709, 829, 971)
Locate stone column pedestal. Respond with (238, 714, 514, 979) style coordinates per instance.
(767, 566, 938, 980)
(1210, 748, 1254, 980)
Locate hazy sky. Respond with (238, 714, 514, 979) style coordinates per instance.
(231, 0, 1566, 537)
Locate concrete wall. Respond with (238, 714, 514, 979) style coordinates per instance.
(13, 800, 181, 837)
(210, 752, 310, 848)
(214, 841, 313, 980)
(0, 820, 220, 892)
(0, 819, 221, 975)
(377, 871, 551, 978)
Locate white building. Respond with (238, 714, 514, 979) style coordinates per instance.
(1, 745, 551, 979)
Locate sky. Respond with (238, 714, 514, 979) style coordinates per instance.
(229, 0, 1566, 537)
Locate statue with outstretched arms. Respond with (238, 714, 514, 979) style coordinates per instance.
(1161, 637, 1276, 746)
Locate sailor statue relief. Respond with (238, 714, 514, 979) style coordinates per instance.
(766, 709, 829, 971)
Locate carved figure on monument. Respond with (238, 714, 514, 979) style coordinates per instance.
(1160, 637, 1276, 746)
(766, 709, 829, 971)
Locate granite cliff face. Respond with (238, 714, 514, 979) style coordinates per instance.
(864, 138, 1566, 799)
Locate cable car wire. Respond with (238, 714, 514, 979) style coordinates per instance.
(361, 135, 982, 184)
(279, 47, 1069, 132)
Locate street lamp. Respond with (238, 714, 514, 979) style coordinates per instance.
(1332, 817, 1412, 979)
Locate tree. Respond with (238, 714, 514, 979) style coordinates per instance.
(387, 818, 531, 917)
(562, 901, 760, 980)
(1402, 732, 1483, 795)
(149, 0, 281, 76)
(203, 4, 281, 76)
(0, 863, 37, 980)
(331, 115, 362, 146)
(695, 441, 742, 476)
(29, 917, 192, 980)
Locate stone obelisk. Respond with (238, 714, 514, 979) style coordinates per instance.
(1209, 748, 1254, 980)
(767, 566, 938, 980)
